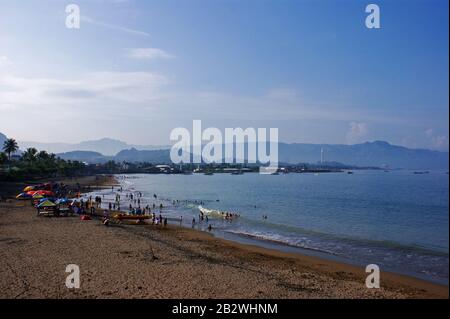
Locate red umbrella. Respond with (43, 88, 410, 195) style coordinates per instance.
(27, 190, 55, 197)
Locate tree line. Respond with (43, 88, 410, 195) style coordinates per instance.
(0, 138, 86, 181)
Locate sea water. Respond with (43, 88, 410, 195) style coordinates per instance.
(88, 170, 449, 284)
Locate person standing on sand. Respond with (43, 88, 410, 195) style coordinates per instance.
(180, 216, 183, 226)
(192, 217, 196, 228)
(164, 218, 168, 227)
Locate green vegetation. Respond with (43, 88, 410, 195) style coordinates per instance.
(1, 138, 86, 181)
(3, 138, 18, 161)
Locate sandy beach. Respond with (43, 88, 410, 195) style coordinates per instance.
(0, 177, 447, 299)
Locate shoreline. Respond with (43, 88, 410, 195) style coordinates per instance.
(0, 174, 448, 298)
(111, 174, 449, 286)
(214, 229, 449, 286)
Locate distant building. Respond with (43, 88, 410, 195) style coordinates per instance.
(155, 165, 172, 173)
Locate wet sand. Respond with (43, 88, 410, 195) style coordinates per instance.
(0, 176, 447, 299)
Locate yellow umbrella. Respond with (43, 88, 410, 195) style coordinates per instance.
(23, 186, 35, 192)
(33, 194, 45, 199)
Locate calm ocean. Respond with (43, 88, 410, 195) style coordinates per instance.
(88, 170, 449, 284)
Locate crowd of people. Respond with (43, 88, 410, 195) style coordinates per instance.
(79, 184, 247, 233)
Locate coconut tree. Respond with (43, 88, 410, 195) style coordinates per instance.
(2, 138, 18, 161)
(22, 147, 38, 163)
(36, 150, 50, 161)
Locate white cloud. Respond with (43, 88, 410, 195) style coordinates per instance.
(0, 71, 171, 142)
(346, 122, 369, 144)
(425, 128, 434, 138)
(0, 56, 12, 67)
(0, 72, 169, 113)
(81, 16, 150, 37)
(424, 129, 449, 151)
(126, 48, 175, 59)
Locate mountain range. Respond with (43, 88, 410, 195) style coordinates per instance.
(55, 141, 449, 170)
(0, 132, 6, 147)
(18, 138, 170, 156)
(1, 133, 448, 169)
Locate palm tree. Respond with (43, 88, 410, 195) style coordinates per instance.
(36, 150, 50, 161)
(22, 147, 38, 163)
(2, 138, 18, 161)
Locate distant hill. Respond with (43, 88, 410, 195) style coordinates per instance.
(19, 138, 170, 156)
(56, 151, 112, 164)
(278, 141, 449, 169)
(115, 148, 171, 163)
(53, 141, 448, 170)
(0, 132, 7, 147)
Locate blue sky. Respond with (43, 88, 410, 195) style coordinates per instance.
(0, 0, 448, 150)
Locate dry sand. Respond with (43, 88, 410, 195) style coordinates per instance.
(0, 176, 447, 299)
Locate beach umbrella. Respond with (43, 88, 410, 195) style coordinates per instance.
(23, 186, 36, 192)
(16, 193, 32, 199)
(29, 190, 55, 197)
(56, 198, 72, 205)
(38, 197, 56, 203)
(32, 194, 45, 199)
(37, 200, 56, 208)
